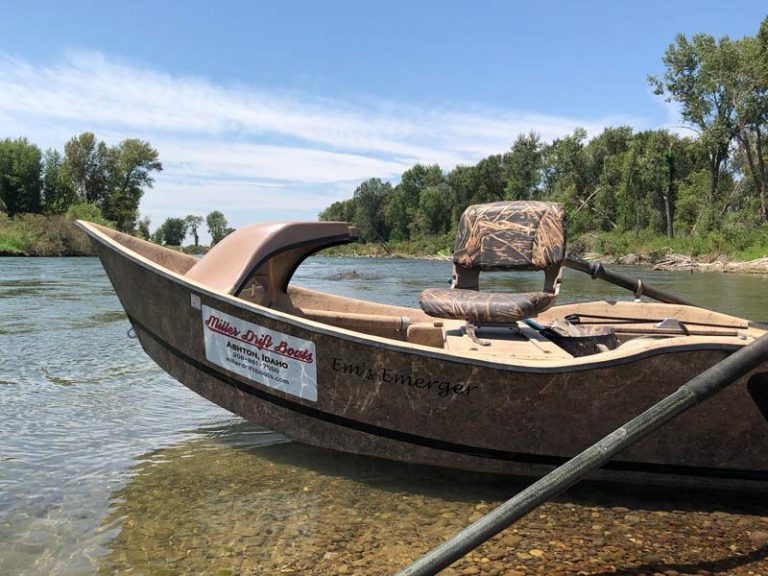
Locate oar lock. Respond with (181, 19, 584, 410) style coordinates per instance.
(633, 279, 644, 300)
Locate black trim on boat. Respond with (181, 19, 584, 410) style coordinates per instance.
(128, 313, 768, 483)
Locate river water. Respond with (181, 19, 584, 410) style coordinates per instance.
(1, 257, 767, 575)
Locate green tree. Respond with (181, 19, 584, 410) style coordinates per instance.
(542, 128, 592, 232)
(319, 199, 355, 223)
(41, 149, 76, 214)
(385, 164, 444, 241)
(61, 133, 162, 232)
(63, 132, 110, 205)
(185, 215, 204, 246)
(0, 138, 42, 216)
(102, 139, 162, 232)
(618, 131, 672, 234)
(352, 178, 392, 242)
(650, 33, 738, 232)
(154, 217, 187, 246)
(136, 215, 151, 239)
(384, 188, 410, 241)
(66, 202, 112, 226)
(754, 18, 768, 222)
(503, 132, 544, 200)
(206, 210, 230, 245)
(473, 155, 508, 203)
(446, 165, 479, 227)
(414, 183, 452, 236)
(725, 18, 768, 223)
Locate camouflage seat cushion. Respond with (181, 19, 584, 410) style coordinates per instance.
(454, 201, 565, 272)
(419, 287, 556, 324)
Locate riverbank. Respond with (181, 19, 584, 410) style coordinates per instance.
(0, 214, 209, 257)
(0, 213, 95, 256)
(610, 252, 768, 274)
(322, 230, 768, 273)
(3, 214, 768, 274)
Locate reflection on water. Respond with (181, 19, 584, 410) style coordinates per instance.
(2, 256, 768, 575)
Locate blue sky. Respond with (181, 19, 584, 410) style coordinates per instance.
(1, 1, 766, 235)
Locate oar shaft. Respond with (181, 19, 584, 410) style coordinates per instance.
(395, 333, 768, 576)
(565, 255, 697, 307)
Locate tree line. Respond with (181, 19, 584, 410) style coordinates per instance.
(320, 18, 768, 251)
(0, 131, 236, 249)
(0, 132, 162, 232)
(150, 211, 234, 247)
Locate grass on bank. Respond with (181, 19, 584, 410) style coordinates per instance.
(0, 213, 93, 256)
(322, 227, 768, 263)
(0, 208, 210, 257)
(576, 226, 768, 262)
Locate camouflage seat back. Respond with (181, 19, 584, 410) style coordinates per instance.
(419, 201, 566, 324)
(453, 201, 566, 272)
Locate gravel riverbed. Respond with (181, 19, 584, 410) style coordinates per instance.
(100, 436, 768, 576)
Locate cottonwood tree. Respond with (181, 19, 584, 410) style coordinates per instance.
(384, 164, 443, 241)
(136, 215, 151, 239)
(41, 149, 76, 214)
(185, 215, 204, 246)
(154, 217, 187, 246)
(206, 210, 231, 245)
(63, 132, 110, 206)
(319, 200, 355, 223)
(103, 139, 163, 232)
(61, 133, 162, 232)
(726, 18, 768, 222)
(414, 183, 452, 236)
(352, 178, 392, 243)
(650, 34, 738, 231)
(503, 132, 544, 200)
(0, 138, 42, 216)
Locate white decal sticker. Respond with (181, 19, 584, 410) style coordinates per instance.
(202, 305, 317, 401)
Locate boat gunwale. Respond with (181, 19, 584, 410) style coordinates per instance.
(77, 219, 758, 374)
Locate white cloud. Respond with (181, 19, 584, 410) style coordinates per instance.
(0, 51, 636, 230)
(152, 139, 410, 183)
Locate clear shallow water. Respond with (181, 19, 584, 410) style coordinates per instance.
(1, 257, 768, 575)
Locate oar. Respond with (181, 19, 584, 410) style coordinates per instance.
(395, 332, 768, 576)
(565, 254, 698, 307)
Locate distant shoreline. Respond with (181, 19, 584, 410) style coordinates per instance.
(4, 243, 768, 276)
(2, 215, 767, 275)
(4, 246, 768, 275)
(319, 243, 768, 274)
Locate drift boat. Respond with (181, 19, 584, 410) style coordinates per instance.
(77, 201, 768, 490)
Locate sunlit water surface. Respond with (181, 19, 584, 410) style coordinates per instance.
(2, 257, 768, 575)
